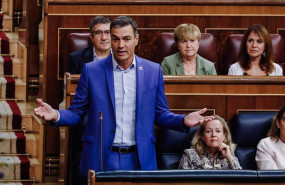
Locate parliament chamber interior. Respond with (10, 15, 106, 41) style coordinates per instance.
(1, 0, 285, 185)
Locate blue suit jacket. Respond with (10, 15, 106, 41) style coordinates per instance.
(57, 55, 185, 175)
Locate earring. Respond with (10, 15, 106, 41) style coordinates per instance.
(262, 51, 266, 57)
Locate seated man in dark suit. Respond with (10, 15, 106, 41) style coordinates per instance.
(65, 16, 112, 184)
(67, 16, 112, 74)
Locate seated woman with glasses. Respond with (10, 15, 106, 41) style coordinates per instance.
(256, 105, 285, 169)
(179, 115, 241, 169)
(228, 24, 283, 76)
(161, 23, 216, 75)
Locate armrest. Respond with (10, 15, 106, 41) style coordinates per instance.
(257, 170, 285, 182)
(96, 170, 257, 182)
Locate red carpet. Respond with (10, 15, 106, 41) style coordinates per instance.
(19, 156, 30, 179)
(15, 131, 26, 154)
(7, 100, 22, 129)
(5, 77, 15, 98)
(4, 56, 13, 75)
(0, 31, 10, 54)
(0, 27, 30, 182)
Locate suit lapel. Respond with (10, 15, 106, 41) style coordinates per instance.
(196, 55, 205, 75)
(176, 55, 185, 75)
(136, 56, 144, 122)
(105, 56, 116, 115)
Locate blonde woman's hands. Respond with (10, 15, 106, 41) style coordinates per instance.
(218, 142, 233, 163)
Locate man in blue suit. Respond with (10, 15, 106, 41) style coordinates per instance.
(34, 16, 213, 178)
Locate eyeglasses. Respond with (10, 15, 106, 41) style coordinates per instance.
(92, 30, 110, 36)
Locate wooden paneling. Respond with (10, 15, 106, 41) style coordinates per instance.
(167, 95, 226, 119)
(207, 29, 246, 74)
(46, 3, 285, 15)
(164, 75, 285, 122)
(65, 74, 285, 122)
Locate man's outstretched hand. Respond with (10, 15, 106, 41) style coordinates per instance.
(184, 108, 214, 127)
(34, 99, 58, 121)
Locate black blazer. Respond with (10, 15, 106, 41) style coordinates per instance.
(66, 46, 94, 74)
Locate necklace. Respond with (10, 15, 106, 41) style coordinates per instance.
(184, 62, 196, 75)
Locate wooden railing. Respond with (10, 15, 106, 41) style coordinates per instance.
(64, 74, 285, 121)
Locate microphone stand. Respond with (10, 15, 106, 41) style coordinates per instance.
(99, 112, 103, 171)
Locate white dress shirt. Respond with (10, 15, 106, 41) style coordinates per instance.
(256, 137, 285, 169)
(228, 62, 283, 76)
(112, 55, 137, 146)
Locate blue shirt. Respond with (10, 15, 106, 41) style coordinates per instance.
(93, 47, 112, 61)
(112, 55, 137, 146)
(93, 47, 99, 61)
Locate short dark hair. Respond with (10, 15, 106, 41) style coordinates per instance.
(90, 16, 111, 33)
(110, 16, 138, 36)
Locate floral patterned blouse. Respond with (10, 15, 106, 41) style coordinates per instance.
(179, 148, 242, 169)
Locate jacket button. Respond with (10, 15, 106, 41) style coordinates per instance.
(111, 129, 115, 133)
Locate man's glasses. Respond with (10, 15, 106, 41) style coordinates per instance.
(92, 30, 110, 36)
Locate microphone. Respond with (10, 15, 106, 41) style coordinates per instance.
(99, 112, 103, 121)
(99, 112, 103, 171)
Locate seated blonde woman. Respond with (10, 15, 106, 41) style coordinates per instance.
(179, 115, 241, 169)
(161, 23, 217, 75)
(256, 105, 285, 169)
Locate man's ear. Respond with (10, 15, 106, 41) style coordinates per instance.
(135, 34, 139, 45)
(89, 33, 94, 42)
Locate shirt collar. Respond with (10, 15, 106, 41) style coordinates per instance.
(112, 54, 136, 71)
(93, 47, 113, 60)
(93, 47, 98, 60)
